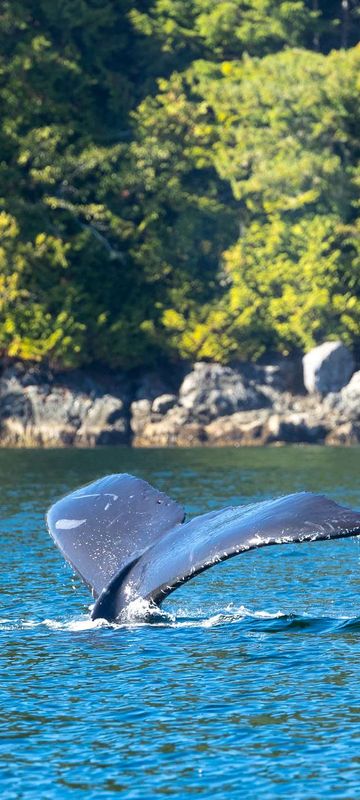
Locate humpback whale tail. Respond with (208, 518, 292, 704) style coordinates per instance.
(46, 474, 360, 622)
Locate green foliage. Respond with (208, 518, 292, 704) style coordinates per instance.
(131, 0, 360, 65)
(160, 46, 360, 360)
(222, 215, 360, 357)
(192, 47, 360, 219)
(132, 0, 319, 65)
(0, 1, 359, 369)
(0, 0, 165, 368)
(162, 215, 360, 362)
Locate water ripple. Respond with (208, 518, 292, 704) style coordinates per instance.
(1, 447, 360, 799)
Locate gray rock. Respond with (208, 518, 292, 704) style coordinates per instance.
(0, 365, 130, 446)
(179, 362, 269, 423)
(205, 410, 270, 445)
(2, 354, 360, 449)
(324, 370, 360, 421)
(340, 370, 360, 416)
(76, 394, 128, 445)
(130, 399, 152, 436)
(132, 405, 203, 447)
(303, 341, 354, 395)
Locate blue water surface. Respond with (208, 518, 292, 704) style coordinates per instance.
(1, 446, 360, 799)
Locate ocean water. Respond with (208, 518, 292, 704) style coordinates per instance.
(1, 446, 360, 799)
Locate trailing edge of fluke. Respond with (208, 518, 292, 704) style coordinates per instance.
(46, 473, 360, 622)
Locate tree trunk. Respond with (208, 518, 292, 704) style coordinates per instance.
(341, 0, 350, 48)
(312, 0, 320, 50)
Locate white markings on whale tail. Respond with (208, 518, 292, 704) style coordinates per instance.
(55, 519, 87, 530)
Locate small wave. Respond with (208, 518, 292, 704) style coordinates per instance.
(333, 617, 360, 633)
(170, 604, 285, 629)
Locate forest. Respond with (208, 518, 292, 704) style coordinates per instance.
(0, 0, 359, 371)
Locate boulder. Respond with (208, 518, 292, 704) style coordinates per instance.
(76, 394, 129, 445)
(178, 362, 269, 423)
(323, 370, 360, 425)
(205, 410, 270, 446)
(337, 370, 360, 420)
(302, 341, 354, 395)
(132, 405, 205, 447)
(130, 399, 152, 437)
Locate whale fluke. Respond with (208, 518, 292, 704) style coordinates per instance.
(46, 474, 185, 598)
(46, 474, 360, 622)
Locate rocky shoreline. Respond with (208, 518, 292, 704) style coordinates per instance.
(1, 341, 359, 447)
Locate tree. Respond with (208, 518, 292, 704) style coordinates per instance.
(131, 0, 312, 67)
(0, 2, 359, 370)
(160, 46, 360, 360)
(0, 0, 167, 368)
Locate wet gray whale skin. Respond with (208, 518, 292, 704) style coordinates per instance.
(46, 473, 360, 622)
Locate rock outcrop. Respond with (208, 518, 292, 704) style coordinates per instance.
(178, 362, 270, 421)
(0, 364, 130, 446)
(205, 410, 270, 446)
(302, 341, 354, 395)
(131, 362, 272, 446)
(327, 370, 360, 420)
(0, 347, 359, 447)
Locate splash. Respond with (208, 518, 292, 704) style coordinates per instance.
(0, 604, 282, 632)
(0, 602, 357, 634)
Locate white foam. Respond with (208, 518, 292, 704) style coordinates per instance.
(2, 602, 353, 633)
(43, 617, 107, 631)
(0, 604, 283, 633)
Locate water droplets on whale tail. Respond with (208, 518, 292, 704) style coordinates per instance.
(47, 473, 360, 623)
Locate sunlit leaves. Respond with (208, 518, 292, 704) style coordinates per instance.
(0, 1, 359, 369)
